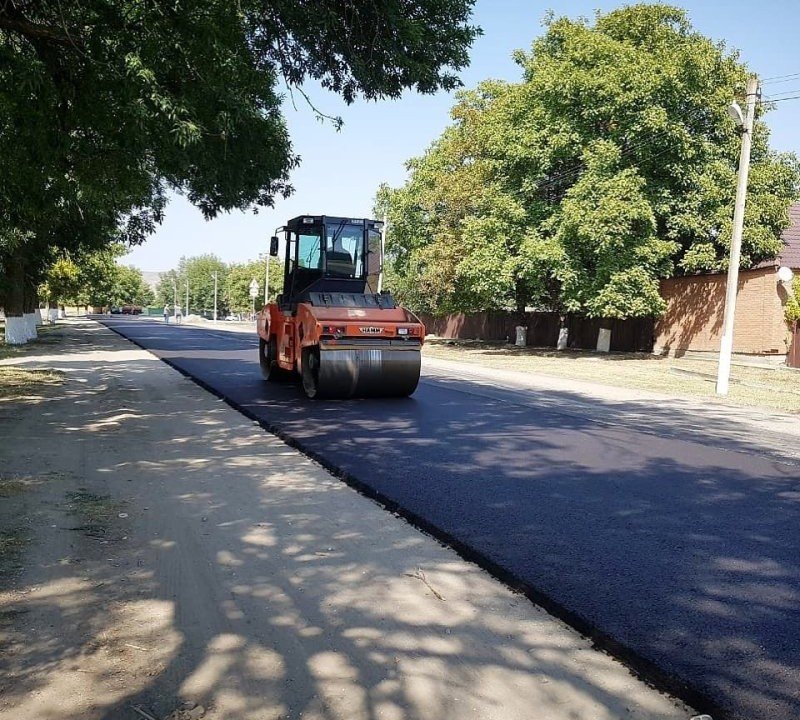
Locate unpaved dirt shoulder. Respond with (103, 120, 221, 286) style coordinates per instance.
(0, 320, 695, 720)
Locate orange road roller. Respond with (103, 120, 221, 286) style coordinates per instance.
(256, 215, 425, 398)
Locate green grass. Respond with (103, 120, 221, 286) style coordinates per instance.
(66, 490, 120, 525)
(0, 322, 64, 360)
(0, 476, 28, 498)
(0, 367, 64, 398)
(0, 322, 66, 396)
(423, 340, 800, 414)
(0, 527, 29, 578)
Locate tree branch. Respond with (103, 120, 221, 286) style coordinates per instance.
(0, 9, 82, 47)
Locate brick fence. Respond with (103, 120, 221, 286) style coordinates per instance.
(418, 311, 655, 353)
(654, 267, 791, 356)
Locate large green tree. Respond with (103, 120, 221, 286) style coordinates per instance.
(225, 258, 284, 316)
(41, 247, 154, 309)
(1, 0, 479, 341)
(380, 4, 799, 319)
(156, 255, 229, 316)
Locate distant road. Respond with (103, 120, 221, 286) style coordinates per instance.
(102, 316, 800, 720)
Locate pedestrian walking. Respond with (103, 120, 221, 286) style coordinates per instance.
(176, 305, 182, 324)
(163, 304, 169, 323)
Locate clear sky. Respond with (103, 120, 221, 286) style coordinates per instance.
(125, 0, 800, 272)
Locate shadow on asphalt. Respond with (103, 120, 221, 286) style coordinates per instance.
(1, 322, 691, 720)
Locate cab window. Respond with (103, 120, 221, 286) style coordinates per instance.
(325, 224, 364, 278)
(297, 232, 322, 269)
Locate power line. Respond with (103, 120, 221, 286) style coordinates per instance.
(762, 87, 800, 99)
(762, 76, 800, 87)
(760, 94, 800, 104)
(761, 71, 800, 84)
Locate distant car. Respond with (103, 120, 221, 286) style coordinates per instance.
(224, 315, 238, 321)
(110, 307, 122, 314)
(121, 305, 143, 315)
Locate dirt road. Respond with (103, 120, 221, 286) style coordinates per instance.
(0, 320, 694, 720)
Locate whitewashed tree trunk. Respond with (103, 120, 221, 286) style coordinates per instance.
(557, 327, 569, 350)
(4, 316, 29, 345)
(48, 308, 59, 323)
(596, 328, 612, 353)
(57, 307, 65, 319)
(23, 313, 38, 341)
(35, 308, 43, 325)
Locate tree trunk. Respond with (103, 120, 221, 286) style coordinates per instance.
(23, 277, 38, 341)
(596, 317, 612, 353)
(557, 314, 569, 350)
(2, 253, 28, 344)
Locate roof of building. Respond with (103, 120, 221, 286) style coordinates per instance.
(755, 202, 800, 270)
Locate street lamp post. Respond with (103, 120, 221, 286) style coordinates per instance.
(211, 271, 218, 323)
(265, 255, 270, 305)
(716, 75, 759, 396)
(172, 280, 177, 320)
(185, 280, 189, 317)
(259, 253, 271, 305)
(378, 212, 387, 293)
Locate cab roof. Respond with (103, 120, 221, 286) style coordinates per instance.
(285, 215, 381, 231)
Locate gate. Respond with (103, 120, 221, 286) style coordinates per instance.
(789, 321, 800, 368)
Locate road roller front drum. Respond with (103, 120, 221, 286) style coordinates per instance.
(301, 344, 421, 399)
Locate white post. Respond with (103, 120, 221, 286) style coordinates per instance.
(172, 281, 177, 320)
(185, 280, 189, 317)
(717, 76, 758, 396)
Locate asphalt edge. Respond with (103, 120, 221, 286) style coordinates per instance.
(99, 319, 726, 720)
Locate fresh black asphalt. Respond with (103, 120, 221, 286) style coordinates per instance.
(102, 317, 800, 720)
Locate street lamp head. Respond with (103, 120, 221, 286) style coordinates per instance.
(727, 101, 744, 128)
(777, 266, 794, 284)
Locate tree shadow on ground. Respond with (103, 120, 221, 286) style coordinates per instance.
(0, 334, 692, 720)
(4, 318, 799, 720)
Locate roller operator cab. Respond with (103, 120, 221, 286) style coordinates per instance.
(256, 215, 425, 398)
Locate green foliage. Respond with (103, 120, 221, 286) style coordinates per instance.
(225, 259, 284, 315)
(785, 277, 800, 324)
(1, 0, 479, 314)
(550, 141, 676, 317)
(41, 246, 153, 307)
(380, 4, 800, 319)
(115, 266, 155, 307)
(156, 255, 228, 316)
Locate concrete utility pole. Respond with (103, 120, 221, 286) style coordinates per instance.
(172, 280, 178, 319)
(211, 272, 218, 323)
(264, 256, 270, 304)
(716, 75, 759, 396)
(378, 212, 387, 293)
(185, 280, 189, 317)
